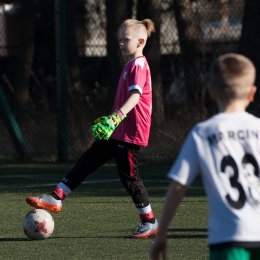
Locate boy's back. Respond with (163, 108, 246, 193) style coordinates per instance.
(170, 111, 260, 247)
(150, 53, 260, 260)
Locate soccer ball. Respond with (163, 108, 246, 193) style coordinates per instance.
(23, 209, 55, 240)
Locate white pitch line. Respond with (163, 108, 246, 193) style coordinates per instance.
(0, 179, 170, 190)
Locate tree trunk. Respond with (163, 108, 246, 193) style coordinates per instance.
(66, 0, 93, 148)
(173, 0, 205, 120)
(238, 0, 260, 116)
(136, 0, 165, 126)
(105, 0, 133, 108)
(66, 0, 85, 100)
(14, 0, 36, 111)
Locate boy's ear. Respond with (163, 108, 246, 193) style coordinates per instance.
(247, 86, 257, 102)
(207, 85, 217, 100)
(138, 38, 145, 47)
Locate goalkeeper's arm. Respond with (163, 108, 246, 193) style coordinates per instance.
(119, 89, 140, 115)
(91, 90, 140, 140)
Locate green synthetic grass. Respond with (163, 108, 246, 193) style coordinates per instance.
(0, 163, 209, 260)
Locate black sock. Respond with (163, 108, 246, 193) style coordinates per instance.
(50, 192, 61, 200)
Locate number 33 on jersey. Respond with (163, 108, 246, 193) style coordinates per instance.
(220, 153, 260, 209)
(167, 112, 260, 245)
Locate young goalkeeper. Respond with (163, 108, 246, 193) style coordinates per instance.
(150, 53, 260, 259)
(26, 18, 158, 238)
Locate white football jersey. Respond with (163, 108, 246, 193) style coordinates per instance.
(167, 111, 260, 246)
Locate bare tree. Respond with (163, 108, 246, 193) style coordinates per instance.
(66, 0, 86, 104)
(136, 0, 165, 126)
(105, 0, 133, 106)
(220, 0, 228, 36)
(172, 0, 205, 119)
(14, 0, 37, 111)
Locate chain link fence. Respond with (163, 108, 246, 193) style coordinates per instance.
(0, 0, 256, 163)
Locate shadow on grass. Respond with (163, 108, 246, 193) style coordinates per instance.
(0, 229, 207, 242)
(169, 228, 207, 232)
(52, 235, 156, 239)
(0, 235, 156, 241)
(167, 228, 208, 239)
(0, 238, 31, 241)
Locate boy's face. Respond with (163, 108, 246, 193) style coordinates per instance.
(118, 28, 143, 60)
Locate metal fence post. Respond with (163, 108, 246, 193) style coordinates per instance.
(55, 0, 68, 161)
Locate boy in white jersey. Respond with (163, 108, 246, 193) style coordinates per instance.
(150, 53, 260, 259)
(26, 19, 159, 238)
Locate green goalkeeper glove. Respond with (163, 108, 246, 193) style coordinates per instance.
(91, 108, 126, 140)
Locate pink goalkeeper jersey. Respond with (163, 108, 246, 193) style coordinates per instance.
(110, 56, 152, 146)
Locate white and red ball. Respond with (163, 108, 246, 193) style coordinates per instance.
(23, 209, 54, 240)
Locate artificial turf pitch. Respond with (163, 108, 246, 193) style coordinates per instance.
(0, 163, 208, 260)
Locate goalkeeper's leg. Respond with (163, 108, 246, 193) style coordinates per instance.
(26, 139, 114, 211)
(113, 140, 158, 238)
(58, 139, 114, 191)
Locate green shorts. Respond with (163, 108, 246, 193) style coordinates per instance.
(210, 247, 260, 260)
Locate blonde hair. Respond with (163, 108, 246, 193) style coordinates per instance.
(120, 19, 155, 39)
(209, 53, 256, 101)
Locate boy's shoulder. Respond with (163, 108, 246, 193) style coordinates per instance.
(125, 56, 148, 69)
(134, 56, 147, 67)
(192, 112, 260, 135)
